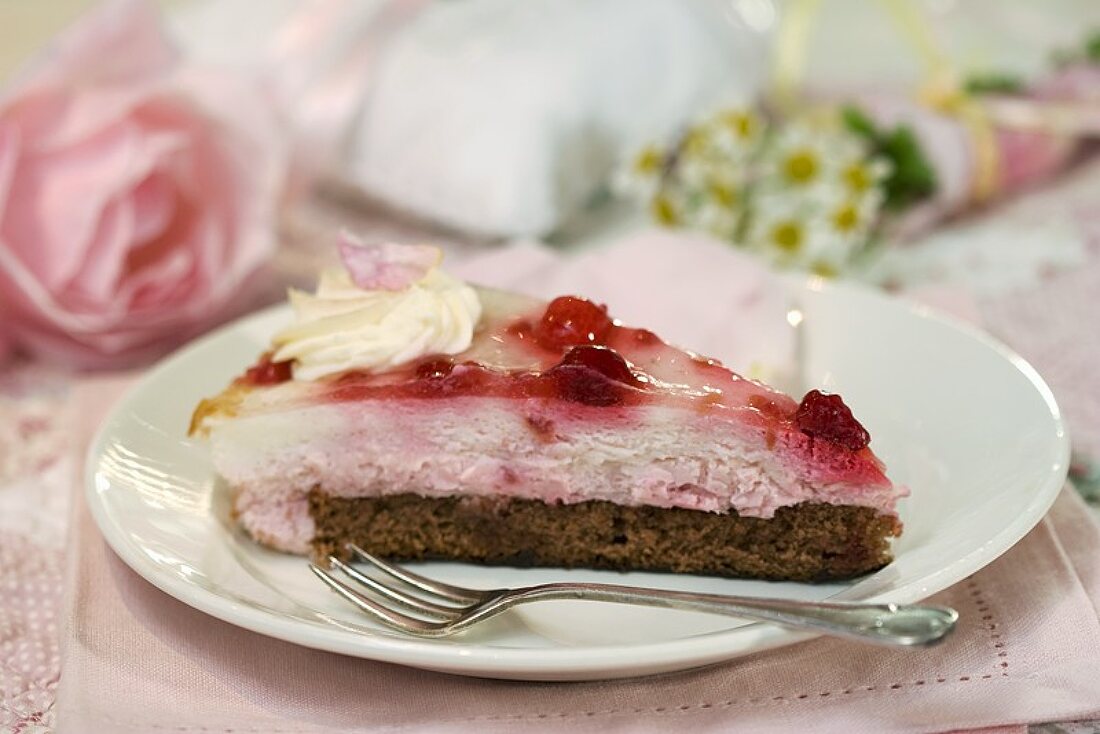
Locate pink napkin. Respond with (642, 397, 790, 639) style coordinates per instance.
(57, 236, 1100, 733)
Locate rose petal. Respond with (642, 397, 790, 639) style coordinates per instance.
(0, 0, 178, 154)
(0, 241, 105, 335)
(184, 134, 236, 279)
(3, 0, 176, 98)
(0, 124, 19, 220)
(6, 85, 152, 155)
(338, 232, 442, 291)
(2, 121, 137, 289)
(130, 167, 177, 245)
(66, 195, 135, 305)
(0, 227, 192, 350)
(1, 120, 184, 290)
(122, 245, 193, 312)
(131, 106, 251, 288)
(172, 68, 285, 284)
(150, 103, 277, 293)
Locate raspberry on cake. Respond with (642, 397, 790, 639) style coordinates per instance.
(190, 233, 906, 581)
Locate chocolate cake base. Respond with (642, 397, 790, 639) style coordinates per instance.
(308, 492, 900, 581)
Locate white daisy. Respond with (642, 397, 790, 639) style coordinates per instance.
(759, 120, 871, 199)
(614, 143, 667, 199)
(694, 196, 741, 240)
(838, 156, 892, 198)
(743, 194, 825, 269)
(706, 108, 765, 157)
(648, 183, 692, 228)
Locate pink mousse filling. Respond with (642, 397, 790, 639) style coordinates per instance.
(212, 398, 903, 554)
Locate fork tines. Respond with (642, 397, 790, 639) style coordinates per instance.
(309, 544, 485, 635)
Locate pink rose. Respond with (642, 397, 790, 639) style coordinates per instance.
(0, 324, 10, 365)
(0, 0, 286, 368)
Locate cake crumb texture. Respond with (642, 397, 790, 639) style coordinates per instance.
(308, 492, 900, 581)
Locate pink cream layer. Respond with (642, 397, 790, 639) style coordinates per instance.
(213, 397, 902, 554)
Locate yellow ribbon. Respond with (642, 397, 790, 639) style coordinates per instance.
(769, 0, 821, 114)
(919, 78, 1001, 203)
(771, 0, 1000, 203)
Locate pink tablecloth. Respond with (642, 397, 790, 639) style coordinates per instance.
(48, 237, 1100, 733)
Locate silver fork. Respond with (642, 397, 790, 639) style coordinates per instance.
(310, 544, 957, 646)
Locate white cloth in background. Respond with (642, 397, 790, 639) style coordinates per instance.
(170, 0, 774, 239)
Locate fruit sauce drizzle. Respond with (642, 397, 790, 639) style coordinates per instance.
(239, 296, 869, 451)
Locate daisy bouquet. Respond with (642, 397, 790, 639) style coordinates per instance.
(623, 31, 1100, 275)
(621, 106, 931, 276)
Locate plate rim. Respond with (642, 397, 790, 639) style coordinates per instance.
(84, 277, 1070, 679)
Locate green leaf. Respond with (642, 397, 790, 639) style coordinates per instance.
(1052, 29, 1100, 67)
(841, 105, 877, 140)
(841, 104, 937, 212)
(1086, 31, 1100, 62)
(879, 126, 937, 211)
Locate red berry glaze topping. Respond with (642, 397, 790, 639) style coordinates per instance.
(533, 296, 613, 351)
(555, 345, 642, 386)
(408, 362, 492, 398)
(415, 357, 455, 380)
(748, 394, 793, 421)
(546, 346, 643, 407)
(505, 319, 535, 341)
(794, 389, 870, 451)
(547, 365, 624, 407)
(241, 353, 293, 386)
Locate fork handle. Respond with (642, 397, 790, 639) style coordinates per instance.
(513, 583, 957, 647)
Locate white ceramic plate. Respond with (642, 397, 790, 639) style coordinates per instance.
(86, 278, 1069, 681)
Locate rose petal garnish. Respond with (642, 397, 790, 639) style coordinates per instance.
(337, 231, 442, 291)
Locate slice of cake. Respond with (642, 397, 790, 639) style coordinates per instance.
(190, 234, 905, 581)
